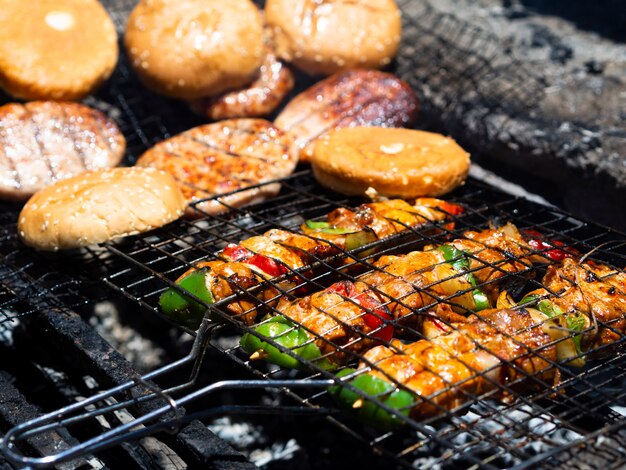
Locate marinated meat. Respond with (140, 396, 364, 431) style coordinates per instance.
(136, 119, 298, 216)
(159, 197, 462, 329)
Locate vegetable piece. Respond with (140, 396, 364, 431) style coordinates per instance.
(438, 245, 490, 311)
(327, 281, 395, 341)
(344, 229, 377, 251)
(523, 230, 579, 261)
(240, 315, 336, 370)
(566, 313, 586, 356)
(245, 254, 288, 277)
(304, 220, 356, 234)
(329, 368, 415, 430)
(158, 270, 214, 329)
(222, 244, 288, 277)
(472, 289, 490, 311)
(354, 293, 394, 342)
(527, 299, 587, 367)
(518, 294, 541, 306)
(305, 220, 331, 230)
(222, 243, 251, 261)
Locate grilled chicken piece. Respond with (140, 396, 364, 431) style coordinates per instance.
(136, 119, 298, 217)
(336, 258, 626, 423)
(357, 308, 556, 418)
(189, 49, 294, 120)
(160, 198, 461, 328)
(0, 101, 125, 200)
(274, 70, 418, 162)
(527, 257, 626, 349)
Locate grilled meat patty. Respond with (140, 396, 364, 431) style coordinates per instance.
(274, 70, 418, 162)
(0, 101, 125, 200)
(136, 119, 298, 216)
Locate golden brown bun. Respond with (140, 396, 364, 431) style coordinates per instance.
(311, 127, 470, 198)
(125, 0, 265, 100)
(0, 0, 118, 100)
(18, 167, 186, 251)
(265, 0, 402, 76)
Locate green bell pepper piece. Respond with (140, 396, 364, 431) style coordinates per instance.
(159, 270, 214, 329)
(439, 245, 490, 311)
(305, 220, 356, 235)
(240, 316, 336, 370)
(330, 368, 415, 430)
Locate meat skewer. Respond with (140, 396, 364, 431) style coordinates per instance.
(331, 257, 626, 428)
(159, 198, 463, 328)
(240, 223, 545, 369)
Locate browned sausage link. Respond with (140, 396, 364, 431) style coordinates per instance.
(189, 50, 295, 120)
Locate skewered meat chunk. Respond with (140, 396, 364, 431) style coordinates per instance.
(159, 197, 462, 329)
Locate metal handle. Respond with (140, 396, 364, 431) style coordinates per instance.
(1, 379, 334, 468)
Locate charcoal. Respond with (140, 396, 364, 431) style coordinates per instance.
(396, 0, 626, 230)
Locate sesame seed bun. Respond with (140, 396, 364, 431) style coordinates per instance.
(124, 0, 265, 99)
(18, 167, 186, 251)
(265, 0, 402, 76)
(311, 127, 470, 198)
(0, 0, 118, 101)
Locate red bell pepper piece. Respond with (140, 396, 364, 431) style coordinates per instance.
(523, 230, 578, 261)
(222, 244, 288, 277)
(327, 281, 394, 342)
(440, 201, 464, 216)
(245, 254, 289, 277)
(222, 243, 251, 261)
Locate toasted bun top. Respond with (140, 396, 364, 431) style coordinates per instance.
(18, 167, 186, 251)
(0, 0, 118, 100)
(311, 127, 470, 198)
(265, 0, 402, 76)
(125, 0, 265, 99)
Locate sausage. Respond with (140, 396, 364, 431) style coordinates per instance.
(189, 49, 295, 120)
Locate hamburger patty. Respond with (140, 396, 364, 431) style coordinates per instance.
(0, 101, 125, 200)
(136, 119, 298, 216)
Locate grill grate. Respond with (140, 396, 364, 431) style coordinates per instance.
(1, 0, 626, 469)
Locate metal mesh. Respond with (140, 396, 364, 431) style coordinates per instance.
(1, 0, 626, 469)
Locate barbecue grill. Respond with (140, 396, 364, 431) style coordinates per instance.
(1, 1, 626, 469)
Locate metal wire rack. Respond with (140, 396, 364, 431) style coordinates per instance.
(1, 0, 626, 469)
